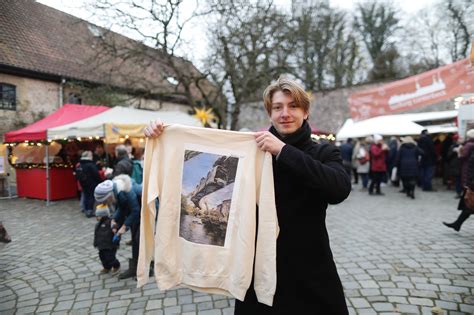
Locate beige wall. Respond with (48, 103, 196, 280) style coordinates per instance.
(0, 74, 60, 139)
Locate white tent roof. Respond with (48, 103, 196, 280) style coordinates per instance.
(47, 106, 202, 139)
(336, 110, 458, 140)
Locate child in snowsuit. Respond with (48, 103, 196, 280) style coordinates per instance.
(94, 204, 120, 274)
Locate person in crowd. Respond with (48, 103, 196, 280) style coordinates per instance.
(387, 136, 399, 186)
(144, 77, 351, 314)
(340, 138, 354, 183)
(445, 134, 462, 198)
(113, 145, 133, 178)
(75, 150, 102, 218)
(441, 134, 454, 185)
(417, 129, 437, 191)
(396, 136, 422, 199)
(354, 138, 370, 190)
(369, 134, 389, 195)
(443, 130, 474, 232)
(94, 175, 141, 279)
(93, 143, 108, 168)
(94, 204, 120, 274)
(0, 221, 11, 243)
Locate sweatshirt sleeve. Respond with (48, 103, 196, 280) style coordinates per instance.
(137, 138, 159, 287)
(277, 143, 350, 204)
(254, 152, 278, 306)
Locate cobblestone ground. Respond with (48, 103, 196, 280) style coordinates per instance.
(0, 181, 473, 315)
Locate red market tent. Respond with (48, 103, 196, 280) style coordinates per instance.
(4, 104, 110, 142)
(4, 104, 110, 203)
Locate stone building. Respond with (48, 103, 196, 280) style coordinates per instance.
(0, 0, 219, 139)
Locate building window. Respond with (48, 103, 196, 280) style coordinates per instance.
(68, 92, 82, 104)
(0, 83, 16, 110)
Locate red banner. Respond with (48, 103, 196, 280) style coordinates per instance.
(349, 59, 474, 121)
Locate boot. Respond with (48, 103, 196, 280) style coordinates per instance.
(443, 209, 471, 232)
(118, 258, 137, 280)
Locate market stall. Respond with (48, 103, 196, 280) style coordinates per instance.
(336, 110, 458, 140)
(47, 106, 202, 141)
(3, 104, 110, 202)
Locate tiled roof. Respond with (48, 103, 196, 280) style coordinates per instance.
(0, 0, 215, 100)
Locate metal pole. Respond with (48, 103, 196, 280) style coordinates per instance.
(46, 144, 50, 206)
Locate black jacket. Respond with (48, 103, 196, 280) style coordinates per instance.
(94, 217, 117, 250)
(396, 143, 422, 177)
(235, 121, 351, 315)
(78, 159, 102, 192)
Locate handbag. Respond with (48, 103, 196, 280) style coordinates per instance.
(463, 186, 474, 211)
(391, 167, 398, 182)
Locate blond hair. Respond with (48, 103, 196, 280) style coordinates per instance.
(263, 77, 310, 115)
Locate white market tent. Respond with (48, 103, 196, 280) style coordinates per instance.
(336, 110, 458, 140)
(47, 106, 202, 139)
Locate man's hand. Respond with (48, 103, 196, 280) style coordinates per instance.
(144, 119, 164, 138)
(255, 131, 285, 156)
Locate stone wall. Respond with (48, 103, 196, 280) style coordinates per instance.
(0, 74, 60, 139)
(237, 82, 455, 134)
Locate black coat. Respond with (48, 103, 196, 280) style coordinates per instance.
(417, 134, 436, 166)
(396, 143, 422, 177)
(235, 121, 351, 315)
(79, 159, 102, 192)
(94, 217, 117, 250)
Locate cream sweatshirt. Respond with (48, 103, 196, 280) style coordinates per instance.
(137, 124, 278, 306)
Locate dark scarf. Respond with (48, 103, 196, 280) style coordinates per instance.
(269, 120, 313, 149)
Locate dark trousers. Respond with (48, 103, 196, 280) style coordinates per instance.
(343, 161, 352, 182)
(359, 173, 369, 188)
(131, 222, 140, 260)
(401, 176, 416, 195)
(99, 249, 120, 270)
(369, 172, 384, 193)
(83, 189, 95, 213)
(420, 165, 434, 190)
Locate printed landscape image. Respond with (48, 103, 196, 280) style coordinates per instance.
(179, 150, 239, 246)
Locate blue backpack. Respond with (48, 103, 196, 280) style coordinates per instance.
(131, 160, 143, 184)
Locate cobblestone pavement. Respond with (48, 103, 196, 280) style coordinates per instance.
(1, 181, 473, 315)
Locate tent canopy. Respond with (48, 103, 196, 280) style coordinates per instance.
(47, 106, 202, 141)
(4, 104, 110, 142)
(336, 110, 458, 140)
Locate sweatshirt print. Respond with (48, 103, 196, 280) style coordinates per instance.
(137, 124, 279, 306)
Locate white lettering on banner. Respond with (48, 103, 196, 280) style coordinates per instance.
(388, 90, 447, 110)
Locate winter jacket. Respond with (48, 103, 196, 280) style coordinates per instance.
(112, 175, 142, 229)
(94, 217, 117, 250)
(446, 144, 461, 178)
(396, 143, 422, 177)
(370, 143, 387, 172)
(460, 139, 474, 186)
(235, 121, 351, 315)
(78, 159, 102, 192)
(418, 134, 436, 166)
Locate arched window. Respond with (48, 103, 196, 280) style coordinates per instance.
(0, 83, 16, 110)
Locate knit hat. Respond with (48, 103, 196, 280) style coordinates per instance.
(467, 129, 474, 140)
(373, 134, 383, 142)
(95, 204, 110, 218)
(94, 180, 114, 203)
(400, 136, 416, 144)
(81, 150, 93, 160)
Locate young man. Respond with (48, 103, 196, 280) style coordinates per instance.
(144, 77, 351, 314)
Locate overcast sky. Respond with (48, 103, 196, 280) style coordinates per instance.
(37, 0, 437, 67)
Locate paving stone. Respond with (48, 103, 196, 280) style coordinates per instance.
(408, 297, 434, 306)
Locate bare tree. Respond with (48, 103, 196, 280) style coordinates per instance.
(353, 1, 401, 80)
(444, 0, 473, 62)
(206, 0, 292, 130)
(83, 0, 226, 126)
